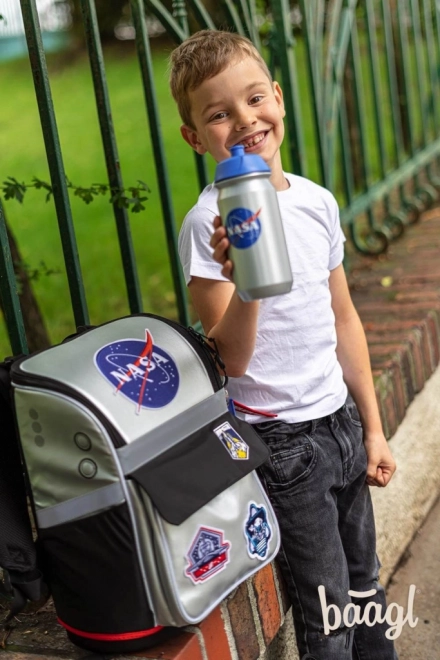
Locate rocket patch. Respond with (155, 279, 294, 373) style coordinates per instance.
(214, 421, 249, 460)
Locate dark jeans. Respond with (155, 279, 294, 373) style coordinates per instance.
(254, 395, 398, 660)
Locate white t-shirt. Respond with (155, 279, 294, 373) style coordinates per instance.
(178, 172, 348, 423)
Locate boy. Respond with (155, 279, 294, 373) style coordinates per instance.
(170, 30, 397, 660)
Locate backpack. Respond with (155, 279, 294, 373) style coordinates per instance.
(0, 357, 46, 621)
(5, 314, 280, 653)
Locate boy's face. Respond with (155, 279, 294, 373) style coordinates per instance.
(180, 57, 286, 185)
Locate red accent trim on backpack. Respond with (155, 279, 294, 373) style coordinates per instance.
(57, 618, 164, 641)
(232, 400, 278, 418)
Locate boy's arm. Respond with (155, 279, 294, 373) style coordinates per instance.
(329, 263, 397, 487)
(189, 278, 260, 377)
(188, 216, 260, 378)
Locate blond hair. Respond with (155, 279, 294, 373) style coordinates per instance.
(169, 29, 272, 128)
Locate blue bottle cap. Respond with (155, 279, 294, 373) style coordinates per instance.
(214, 145, 271, 182)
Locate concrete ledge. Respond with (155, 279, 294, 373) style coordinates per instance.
(372, 364, 440, 585)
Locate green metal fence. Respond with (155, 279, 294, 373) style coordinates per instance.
(1, 0, 440, 355)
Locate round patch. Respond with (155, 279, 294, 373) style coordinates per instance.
(94, 330, 179, 411)
(225, 206, 262, 249)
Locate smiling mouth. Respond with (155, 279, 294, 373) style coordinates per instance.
(238, 132, 267, 149)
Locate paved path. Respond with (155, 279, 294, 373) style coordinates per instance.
(387, 495, 440, 659)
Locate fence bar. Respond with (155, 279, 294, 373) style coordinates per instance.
(338, 90, 355, 206)
(271, 0, 305, 175)
(409, 0, 438, 202)
(131, 0, 189, 326)
(80, 0, 143, 314)
(411, 0, 429, 146)
(347, 18, 388, 251)
(0, 202, 28, 355)
(394, 0, 427, 216)
(186, 0, 216, 30)
(172, 0, 209, 193)
(423, 0, 440, 133)
(19, 0, 89, 328)
(143, 0, 187, 43)
(223, 0, 246, 36)
(364, 0, 404, 238)
(298, 0, 327, 186)
(365, 0, 387, 180)
(326, 4, 355, 191)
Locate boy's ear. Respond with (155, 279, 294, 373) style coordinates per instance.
(273, 81, 286, 119)
(180, 125, 207, 155)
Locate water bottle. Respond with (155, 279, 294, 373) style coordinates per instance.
(214, 145, 293, 302)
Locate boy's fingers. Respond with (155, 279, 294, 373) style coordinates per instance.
(366, 465, 393, 488)
(212, 237, 230, 263)
(210, 226, 227, 249)
(213, 214, 222, 229)
(221, 259, 234, 280)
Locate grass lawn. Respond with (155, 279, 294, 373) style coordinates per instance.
(0, 40, 221, 355)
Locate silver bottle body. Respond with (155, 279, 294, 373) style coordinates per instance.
(216, 172, 293, 301)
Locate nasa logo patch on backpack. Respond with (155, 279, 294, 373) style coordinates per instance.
(94, 329, 179, 412)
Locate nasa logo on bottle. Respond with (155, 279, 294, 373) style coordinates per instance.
(94, 329, 179, 413)
(226, 206, 262, 249)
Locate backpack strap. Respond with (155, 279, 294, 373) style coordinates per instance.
(186, 327, 228, 386)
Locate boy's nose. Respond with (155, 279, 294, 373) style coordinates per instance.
(234, 108, 257, 131)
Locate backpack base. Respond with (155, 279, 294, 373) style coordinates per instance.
(64, 623, 180, 654)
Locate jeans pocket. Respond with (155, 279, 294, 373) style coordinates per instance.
(343, 395, 363, 428)
(260, 433, 317, 492)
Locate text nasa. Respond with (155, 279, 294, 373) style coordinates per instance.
(111, 353, 169, 385)
(226, 216, 259, 238)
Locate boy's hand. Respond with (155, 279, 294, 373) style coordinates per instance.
(210, 215, 234, 280)
(363, 432, 397, 487)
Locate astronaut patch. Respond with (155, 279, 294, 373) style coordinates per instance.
(244, 503, 272, 561)
(94, 329, 179, 413)
(214, 421, 249, 460)
(184, 526, 231, 584)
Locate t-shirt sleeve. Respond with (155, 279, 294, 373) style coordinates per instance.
(327, 193, 346, 271)
(178, 206, 229, 285)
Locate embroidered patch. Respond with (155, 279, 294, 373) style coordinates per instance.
(94, 329, 179, 412)
(225, 207, 262, 249)
(185, 526, 231, 584)
(244, 503, 272, 561)
(214, 421, 249, 460)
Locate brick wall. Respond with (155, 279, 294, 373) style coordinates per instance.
(129, 563, 289, 660)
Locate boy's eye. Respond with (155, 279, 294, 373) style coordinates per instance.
(249, 95, 264, 104)
(210, 111, 228, 121)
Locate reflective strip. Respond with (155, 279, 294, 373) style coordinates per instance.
(118, 389, 228, 475)
(36, 482, 125, 529)
(58, 617, 163, 640)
